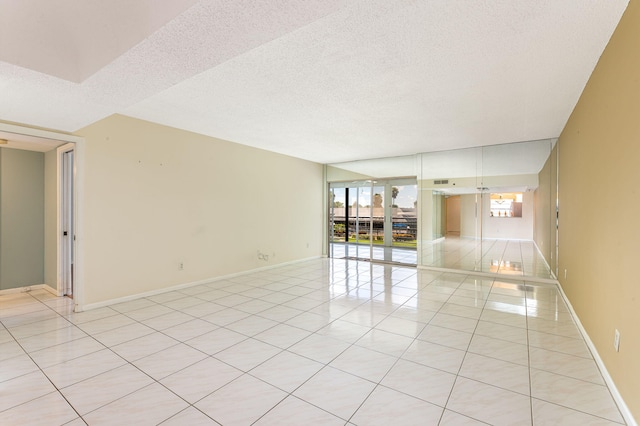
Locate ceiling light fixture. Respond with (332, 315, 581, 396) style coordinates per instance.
(0, 139, 8, 145)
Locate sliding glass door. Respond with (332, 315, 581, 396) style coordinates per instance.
(328, 177, 418, 265)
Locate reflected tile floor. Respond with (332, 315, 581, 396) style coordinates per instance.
(330, 243, 418, 266)
(421, 237, 555, 279)
(0, 259, 626, 425)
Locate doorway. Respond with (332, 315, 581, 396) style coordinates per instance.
(0, 123, 83, 309)
(59, 145, 75, 297)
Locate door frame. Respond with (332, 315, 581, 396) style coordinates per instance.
(58, 143, 75, 297)
(0, 122, 85, 311)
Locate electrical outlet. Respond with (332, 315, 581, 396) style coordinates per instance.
(614, 329, 620, 352)
(178, 262, 184, 271)
(564, 269, 567, 279)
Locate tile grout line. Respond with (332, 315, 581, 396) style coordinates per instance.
(526, 281, 535, 426)
(0, 259, 625, 424)
(436, 275, 496, 425)
(341, 273, 434, 424)
(249, 266, 426, 424)
(247, 269, 397, 424)
(0, 292, 87, 423)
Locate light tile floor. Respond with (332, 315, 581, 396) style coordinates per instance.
(0, 259, 625, 425)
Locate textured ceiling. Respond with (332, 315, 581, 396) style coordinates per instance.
(0, 0, 629, 164)
(0, 0, 198, 82)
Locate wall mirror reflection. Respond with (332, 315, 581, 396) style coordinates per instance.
(418, 139, 557, 280)
(325, 139, 558, 280)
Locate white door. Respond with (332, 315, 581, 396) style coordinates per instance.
(61, 149, 74, 297)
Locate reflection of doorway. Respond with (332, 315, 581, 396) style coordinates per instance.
(446, 195, 461, 235)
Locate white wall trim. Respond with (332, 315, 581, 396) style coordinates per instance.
(0, 284, 59, 296)
(81, 256, 322, 312)
(477, 237, 536, 242)
(556, 282, 637, 426)
(56, 143, 75, 298)
(42, 283, 61, 296)
(322, 165, 328, 257)
(0, 123, 84, 145)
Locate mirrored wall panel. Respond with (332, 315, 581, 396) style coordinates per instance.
(326, 140, 558, 280)
(417, 139, 557, 279)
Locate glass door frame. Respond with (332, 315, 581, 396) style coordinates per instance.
(328, 178, 418, 264)
(385, 178, 418, 249)
(328, 180, 376, 260)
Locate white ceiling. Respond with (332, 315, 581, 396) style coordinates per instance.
(0, 0, 628, 163)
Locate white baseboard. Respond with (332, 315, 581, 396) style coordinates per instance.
(42, 284, 62, 296)
(80, 256, 322, 312)
(0, 284, 58, 296)
(556, 282, 637, 426)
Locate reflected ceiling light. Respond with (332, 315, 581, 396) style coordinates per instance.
(0, 139, 7, 145)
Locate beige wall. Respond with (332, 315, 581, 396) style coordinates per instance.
(418, 187, 434, 242)
(432, 192, 445, 238)
(0, 148, 45, 289)
(76, 115, 324, 305)
(326, 165, 371, 182)
(557, 0, 638, 418)
(459, 194, 477, 238)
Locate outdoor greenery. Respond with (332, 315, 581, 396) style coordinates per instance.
(330, 185, 417, 248)
(345, 237, 417, 248)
